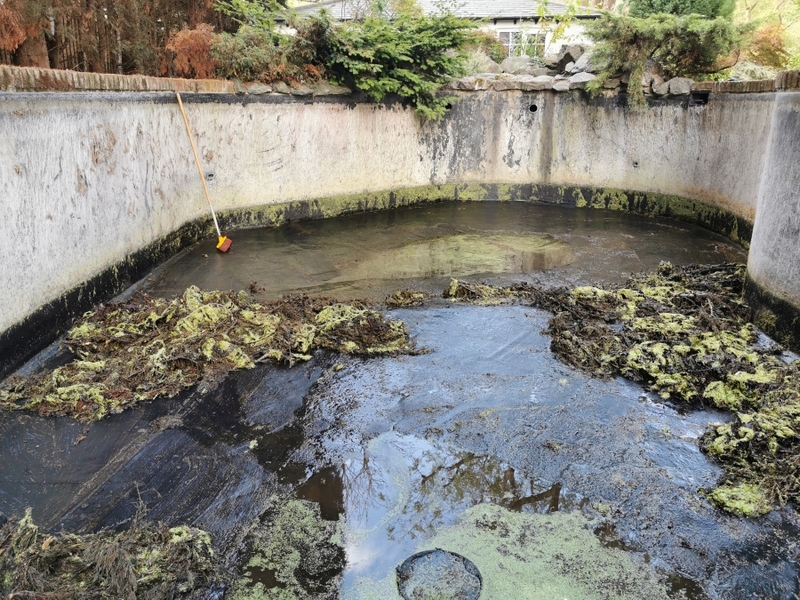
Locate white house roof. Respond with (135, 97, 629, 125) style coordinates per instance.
(292, 0, 601, 21)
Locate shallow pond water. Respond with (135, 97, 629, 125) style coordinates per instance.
(2, 201, 798, 600)
(143, 201, 745, 301)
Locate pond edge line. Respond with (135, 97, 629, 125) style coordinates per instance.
(0, 183, 758, 379)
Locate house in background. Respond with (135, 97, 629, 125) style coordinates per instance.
(291, 0, 602, 57)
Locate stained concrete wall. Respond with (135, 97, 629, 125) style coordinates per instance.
(0, 85, 797, 373)
(746, 91, 800, 341)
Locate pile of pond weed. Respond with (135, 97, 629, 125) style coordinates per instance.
(385, 290, 433, 308)
(0, 507, 216, 600)
(0, 286, 410, 422)
(446, 263, 800, 517)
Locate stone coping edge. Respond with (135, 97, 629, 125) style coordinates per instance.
(2, 64, 798, 95)
(0, 184, 755, 380)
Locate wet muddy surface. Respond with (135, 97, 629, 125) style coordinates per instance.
(3, 202, 798, 599)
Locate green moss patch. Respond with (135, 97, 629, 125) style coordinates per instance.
(0, 508, 216, 600)
(352, 503, 671, 599)
(0, 287, 410, 422)
(445, 263, 800, 516)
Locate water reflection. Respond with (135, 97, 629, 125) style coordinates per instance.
(142, 202, 745, 302)
(335, 432, 583, 590)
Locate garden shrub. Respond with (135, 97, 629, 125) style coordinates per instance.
(167, 23, 217, 79)
(323, 13, 474, 119)
(586, 12, 742, 106)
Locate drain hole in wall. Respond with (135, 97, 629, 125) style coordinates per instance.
(206, 172, 215, 181)
(445, 103, 453, 110)
(689, 91, 710, 106)
(633, 161, 639, 168)
(529, 104, 538, 113)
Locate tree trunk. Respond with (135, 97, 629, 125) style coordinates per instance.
(13, 31, 50, 67)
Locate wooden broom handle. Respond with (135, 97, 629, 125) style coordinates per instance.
(176, 91, 222, 238)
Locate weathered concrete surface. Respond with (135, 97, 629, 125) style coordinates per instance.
(0, 88, 796, 375)
(544, 93, 774, 222)
(746, 91, 800, 347)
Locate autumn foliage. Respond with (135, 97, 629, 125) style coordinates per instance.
(745, 24, 791, 69)
(0, 3, 25, 52)
(167, 24, 217, 79)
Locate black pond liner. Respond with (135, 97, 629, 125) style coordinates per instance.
(396, 548, 482, 600)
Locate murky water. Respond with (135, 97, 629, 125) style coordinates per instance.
(3, 201, 797, 600)
(300, 305, 799, 599)
(142, 201, 745, 301)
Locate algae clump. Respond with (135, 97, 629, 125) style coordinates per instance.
(350, 503, 672, 600)
(704, 483, 772, 517)
(444, 263, 800, 516)
(231, 498, 344, 600)
(0, 287, 410, 422)
(0, 508, 217, 599)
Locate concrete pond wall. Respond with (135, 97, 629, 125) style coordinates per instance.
(1, 67, 800, 376)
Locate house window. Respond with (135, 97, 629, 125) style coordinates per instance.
(497, 31, 546, 58)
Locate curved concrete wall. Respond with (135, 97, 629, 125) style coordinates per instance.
(747, 91, 800, 343)
(0, 87, 797, 374)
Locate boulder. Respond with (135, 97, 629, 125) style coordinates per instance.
(543, 54, 560, 69)
(668, 77, 693, 95)
(311, 81, 351, 95)
(246, 82, 272, 95)
(553, 79, 571, 92)
(500, 55, 533, 74)
(555, 44, 584, 71)
(465, 52, 502, 75)
(522, 75, 554, 91)
(569, 72, 597, 89)
(272, 81, 292, 94)
(233, 78, 247, 95)
(455, 75, 496, 91)
(603, 78, 621, 89)
(640, 59, 665, 87)
(291, 84, 314, 96)
(564, 61, 575, 73)
(493, 77, 524, 91)
(571, 52, 595, 74)
(652, 81, 670, 96)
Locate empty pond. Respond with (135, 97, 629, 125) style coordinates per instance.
(2, 201, 798, 600)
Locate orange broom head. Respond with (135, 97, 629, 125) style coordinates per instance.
(216, 236, 232, 253)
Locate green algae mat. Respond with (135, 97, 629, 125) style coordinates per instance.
(0, 287, 410, 422)
(445, 262, 800, 517)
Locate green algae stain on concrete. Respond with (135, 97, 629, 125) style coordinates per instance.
(348, 504, 671, 600)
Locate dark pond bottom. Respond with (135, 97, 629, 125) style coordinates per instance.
(2, 202, 797, 599)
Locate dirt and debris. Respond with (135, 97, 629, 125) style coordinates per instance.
(445, 263, 800, 516)
(0, 287, 410, 422)
(0, 507, 217, 600)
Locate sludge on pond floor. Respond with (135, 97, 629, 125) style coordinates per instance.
(1, 201, 798, 600)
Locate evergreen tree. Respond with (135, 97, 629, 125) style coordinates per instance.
(628, 0, 735, 19)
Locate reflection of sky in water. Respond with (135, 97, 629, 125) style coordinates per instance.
(338, 431, 583, 592)
(299, 306, 800, 599)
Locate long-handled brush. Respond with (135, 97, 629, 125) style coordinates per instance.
(176, 91, 232, 253)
